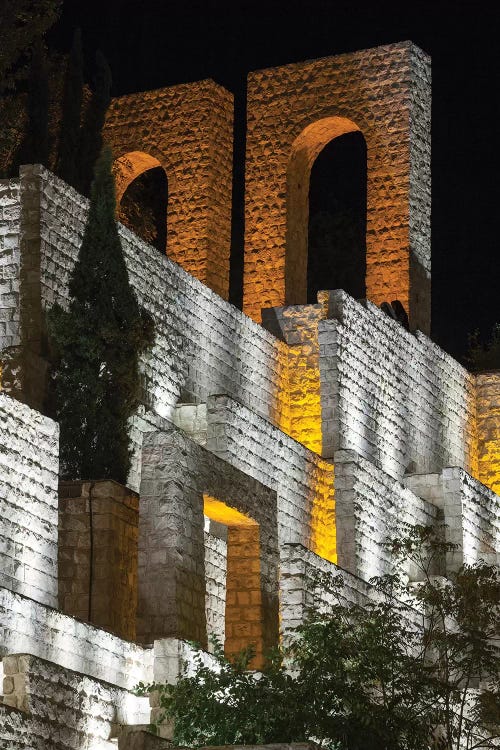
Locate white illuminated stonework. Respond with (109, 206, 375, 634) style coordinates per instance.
(0, 42, 498, 748)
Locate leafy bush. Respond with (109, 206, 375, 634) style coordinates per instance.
(141, 525, 500, 750)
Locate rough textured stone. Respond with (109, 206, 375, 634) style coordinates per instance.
(319, 291, 477, 479)
(105, 80, 234, 300)
(476, 371, 500, 496)
(334, 449, 439, 580)
(139, 425, 279, 664)
(58, 480, 139, 641)
(0, 587, 152, 690)
(0, 394, 58, 607)
(0, 653, 149, 749)
(243, 42, 431, 333)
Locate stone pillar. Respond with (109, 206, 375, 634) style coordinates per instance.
(476, 371, 500, 495)
(105, 80, 234, 300)
(244, 42, 431, 333)
(138, 429, 208, 647)
(58, 480, 139, 640)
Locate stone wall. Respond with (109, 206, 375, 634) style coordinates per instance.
(206, 394, 335, 562)
(1, 653, 149, 749)
(244, 42, 431, 333)
(334, 449, 439, 580)
(7, 165, 288, 478)
(0, 393, 59, 607)
(279, 543, 375, 635)
(442, 468, 500, 569)
(58, 480, 139, 641)
(139, 425, 279, 663)
(105, 80, 234, 300)
(319, 291, 477, 479)
(476, 371, 500, 495)
(204, 519, 227, 651)
(0, 587, 152, 691)
(0, 178, 21, 354)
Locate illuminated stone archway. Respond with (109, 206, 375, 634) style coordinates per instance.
(286, 116, 362, 306)
(243, 42, 431, 333)
(104, 80, 234, 299)
(113, 151, 163, 204)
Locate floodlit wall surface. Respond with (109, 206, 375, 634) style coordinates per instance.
(442, 468, 500, 568)
(58, 480, 139, 641)
(0, 394, 59, 607)
(319, 291, 478, 479)
(334, 449, 439, 580)
(139, 425, 279, 662)
(105, 80, 234, 300)
(16, 165, 287, 449)
(0, 178, 21, 353)
(0, 587, 152, 691)
(0, 654, 149, 749)
(244, 42, 431, 333)
(206, 394, 335, 562)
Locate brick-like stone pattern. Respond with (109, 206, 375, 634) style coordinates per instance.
(0, 178, 21, 353)
(334, 449, 439, 580)
(6, 166, 289, 477)
(280, 543, 423, 639)
(320, 291, 478, 479)
(105, 80, 234, 300)
(244, 42, 431, 333)
(442, 468, 500, 570)
(58, 480, 139, 641)
(206, 394, 335, 562)
(280, 543, 374, 634)
(263, 303, 324, 454)
(0, 393, 59, 607)
(0, 587, 153, 691)
(139, 424, 279, 660)
(204, 519, 227, 651)
(475, 371, 500, 495)
(0, 653, 149, 749)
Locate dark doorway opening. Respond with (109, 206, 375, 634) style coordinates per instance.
(119, 166, 168, 254)
(307, 131, 367, 304)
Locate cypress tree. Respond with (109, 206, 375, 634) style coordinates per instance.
(25, 40, 49, 165)
(78, 50, 111, 194)
(56, 28, 83, 188)
(48, 146, 154, 484)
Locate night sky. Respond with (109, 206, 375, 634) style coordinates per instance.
(49, 0, 500, 363)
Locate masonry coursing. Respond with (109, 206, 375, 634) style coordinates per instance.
(0, 41, 498, 748)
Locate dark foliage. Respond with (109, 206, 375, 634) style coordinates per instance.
(22, 40, 50, 166)
(78, 50, 111, 195)
(119, 166, 168, 252)
(0, 0, 61, 93)
(466, 324, 500, 372)
(142, 525, 500, 750)
(56, 28, 83, 188)
(47, 146, 154, 484)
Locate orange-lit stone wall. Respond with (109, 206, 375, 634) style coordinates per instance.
(476, 371, 500, 495)
(243, 42, 431, 333)
(104, 79, 234, 300)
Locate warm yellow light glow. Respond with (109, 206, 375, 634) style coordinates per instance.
(309, 459, 336, 563)
(203, 495, 263, 667)
(476, 372, 500, 494)
(203, 496, 258, 527)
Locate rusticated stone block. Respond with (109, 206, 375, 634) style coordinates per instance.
(476, 370, 500, 496)
(139, 424, 279, 664)
(104, 79, 234, 300)
(58, 479, 139, 641)
(244, 42, 431, 333)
